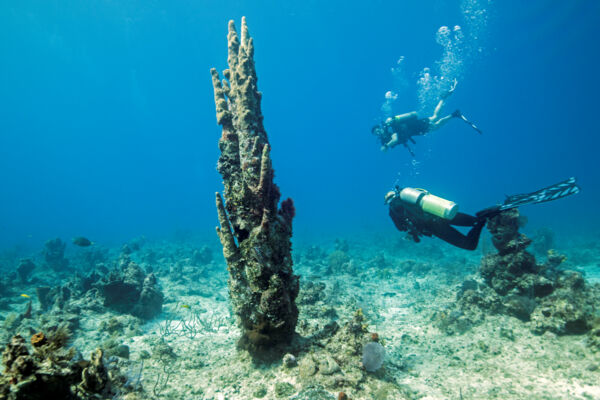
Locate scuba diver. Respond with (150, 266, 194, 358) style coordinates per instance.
(372, 79, 482, 155)
(385, 177, 580, 251)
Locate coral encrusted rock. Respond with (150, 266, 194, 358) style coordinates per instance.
(96, 257, 163, 320)
(0, 332, 124, 400)
(211, 17, 299, 354)
(17, 259, 36, 283)
(480, 209, 543, 297)
(446, 209, 599, 336)
(43, 238, 69, 271)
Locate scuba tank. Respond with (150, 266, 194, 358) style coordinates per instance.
(399, 187, 458, 220)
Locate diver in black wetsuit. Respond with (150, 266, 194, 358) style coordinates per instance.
(385, 178, 581, 251)
(372, 79, 482, 155)
(389, 196, 487, 250)
(386, 189, 489, 250)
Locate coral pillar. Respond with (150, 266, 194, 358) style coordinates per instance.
(210, 17, 299, 353)
(480, 209, 541, 296)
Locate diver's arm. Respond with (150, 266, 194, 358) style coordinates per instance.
(385, 132, 399, 149)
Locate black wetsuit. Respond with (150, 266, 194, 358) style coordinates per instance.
(388, 115, 430, 138)
(378, 114, 430, 155)
(389, 197, 486, 251)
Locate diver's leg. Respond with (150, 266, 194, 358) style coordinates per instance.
(430, 99, 445, 121)
(475, 205, 502, 219)
(429, 114, 454, 131)
(430, 79, 458, 123)
(429, 219, 484, 251)
(464, 219, 486, 249)
(450, 212, 479, 227)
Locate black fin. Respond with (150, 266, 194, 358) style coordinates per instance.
(458, 113, 482, 134)
(500, 177, 580, 211)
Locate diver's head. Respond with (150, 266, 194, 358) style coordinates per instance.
(384, 186, 402, 204)
(384, 191, 396, 205)
(371, 124, 384, 137)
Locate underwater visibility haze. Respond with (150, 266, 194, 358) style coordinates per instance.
(1, 1, 600, 399)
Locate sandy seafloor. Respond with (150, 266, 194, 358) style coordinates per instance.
(1, 228, 599, 400)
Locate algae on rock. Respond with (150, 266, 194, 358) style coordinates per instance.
(210, 17, 299, 353)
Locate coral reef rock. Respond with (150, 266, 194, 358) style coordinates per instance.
(480, 209, 542, 297)
(16, 259, 36, 283)
(438, 209, 599, 336)
(211, 17, 299, 354)
(530, 271, 599, 335)
(297, 310, 371, 391)
(96, 258, 164, 320)
(0, 332, 123, 400)
(43, 238, 69, 271)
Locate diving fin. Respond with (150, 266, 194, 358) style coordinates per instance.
(453, 110, 482, 134)
(499, 177, 580, 211)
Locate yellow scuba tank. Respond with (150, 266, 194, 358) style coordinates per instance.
(399, 187, 459, 220)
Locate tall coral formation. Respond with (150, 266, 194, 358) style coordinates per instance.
(210, 17, 299, 352)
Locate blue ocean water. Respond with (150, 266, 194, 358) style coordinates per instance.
(1, 0, 599, 251)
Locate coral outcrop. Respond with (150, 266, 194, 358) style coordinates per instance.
(35, 285, 71, 311)
(291, 309, 410, 398)
(297, 310, 370, 389)
(530, 271, 599, 334)
(0, 330, 121, 399)
(211, 17, 299, 353)
(96, 256, 164, 320)
(16, 259, 36, 283)
(480, 209, 550, 298)
(437, 209, 599, 336)
(43, 238, 69, 271)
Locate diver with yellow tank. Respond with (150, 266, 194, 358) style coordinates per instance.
(385, 177, 580, 250)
